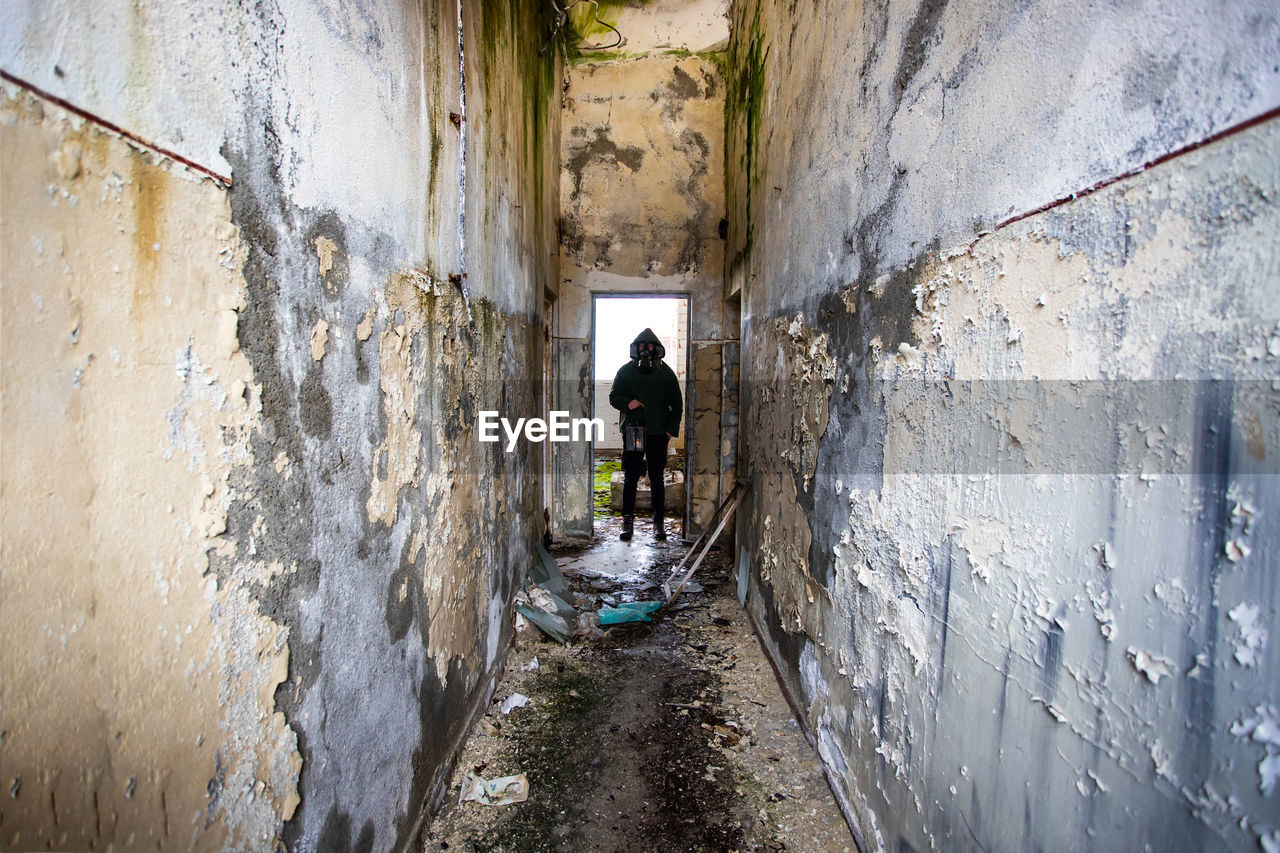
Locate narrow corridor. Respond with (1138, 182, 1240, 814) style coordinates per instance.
(3, 1, 1278, 852)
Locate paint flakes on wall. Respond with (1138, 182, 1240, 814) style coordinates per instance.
(1228, 603, 1268, 668)
(310, 319, 329, 362)
(1225, 537, 1252, 563)
(366, 273, 431, 528)
(7, 2, 560, 849)
(367, 267, 517, 685)
(746, 312, 835, 638)
(1127, 647, 1175, 684)
(1087, 578, 1115, 641)
(731, 18, 1280, 842)
(315, 235, 338, 280)
(356, 305, 377, 342)
(204, 609, 301, 846)
(778, 314, 836, 488)
(1, 87, 299, 850)
(1231, 707, 1280, 796)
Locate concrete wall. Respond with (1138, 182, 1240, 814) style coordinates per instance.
(0, 2, 559, 851)
(726, 1, 1280, 851)
(552, 51, 736, 538)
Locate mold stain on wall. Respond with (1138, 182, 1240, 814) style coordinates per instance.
(742, 312, 836, 639)
(744, 112, 1280, 853)
(370, 269, 522, 685)
(558, 55, 724, 280)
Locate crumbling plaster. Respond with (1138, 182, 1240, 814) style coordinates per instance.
(2, 2, 560, 852)
(728, 0, 1280, 851)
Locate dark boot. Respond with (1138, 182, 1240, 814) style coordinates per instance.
(620, 515, 634, 541)
(653, 517, 666, 541)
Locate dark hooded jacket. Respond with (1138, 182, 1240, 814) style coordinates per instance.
(608, 328, 683, 437)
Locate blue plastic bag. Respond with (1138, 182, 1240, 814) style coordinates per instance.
(598, 600, 663, 625)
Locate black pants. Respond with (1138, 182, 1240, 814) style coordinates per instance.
(621, 433, 669, 519)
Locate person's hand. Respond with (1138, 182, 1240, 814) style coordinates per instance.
(667, 432, 675, 437)
(628, 399, 643, 410)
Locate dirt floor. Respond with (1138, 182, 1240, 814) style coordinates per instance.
(421, 517, 856, 853)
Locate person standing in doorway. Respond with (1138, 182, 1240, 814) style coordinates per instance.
(609, 328, 682, 542)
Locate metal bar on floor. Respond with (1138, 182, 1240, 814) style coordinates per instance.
(662, 480, 750, 604)
(665, 479, 746, 582)
(665, 479, 737, 591)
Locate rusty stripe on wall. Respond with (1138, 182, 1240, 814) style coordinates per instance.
(0, 69, 232, 187)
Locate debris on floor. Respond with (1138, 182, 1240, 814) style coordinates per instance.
(514, 601, 570, 644)
(533, 543, 572, 598)
(598, 600, 663, 625)
(521, 537, 671, 639)
(422, 527, 854, 853)
(661, 481, 750, 604)
(459, 772, 530, 806)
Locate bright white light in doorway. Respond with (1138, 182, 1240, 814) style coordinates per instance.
(593, 296, 686, 380)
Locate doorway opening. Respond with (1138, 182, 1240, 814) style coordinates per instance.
(591, 295, 690, 537)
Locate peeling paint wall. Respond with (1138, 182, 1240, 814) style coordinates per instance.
(726, 1, 1280, 851)
(1, 2, 559, 851)
(553, 50, 736, 538)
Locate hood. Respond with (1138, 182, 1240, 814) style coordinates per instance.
(629, 328, 666, 360)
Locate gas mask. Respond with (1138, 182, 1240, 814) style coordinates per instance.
(638, 344, 655, 373)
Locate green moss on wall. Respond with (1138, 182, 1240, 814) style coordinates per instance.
(473, 296, 501, 343)
(682, 48, 730, 77)
(568, 49, 651, 66)
(566, 1, 628, 45)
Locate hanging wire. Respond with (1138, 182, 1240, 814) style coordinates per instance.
(573, 1, 624, 51)
(541, 0, 568, 54)
(541, 0, 624, 55)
